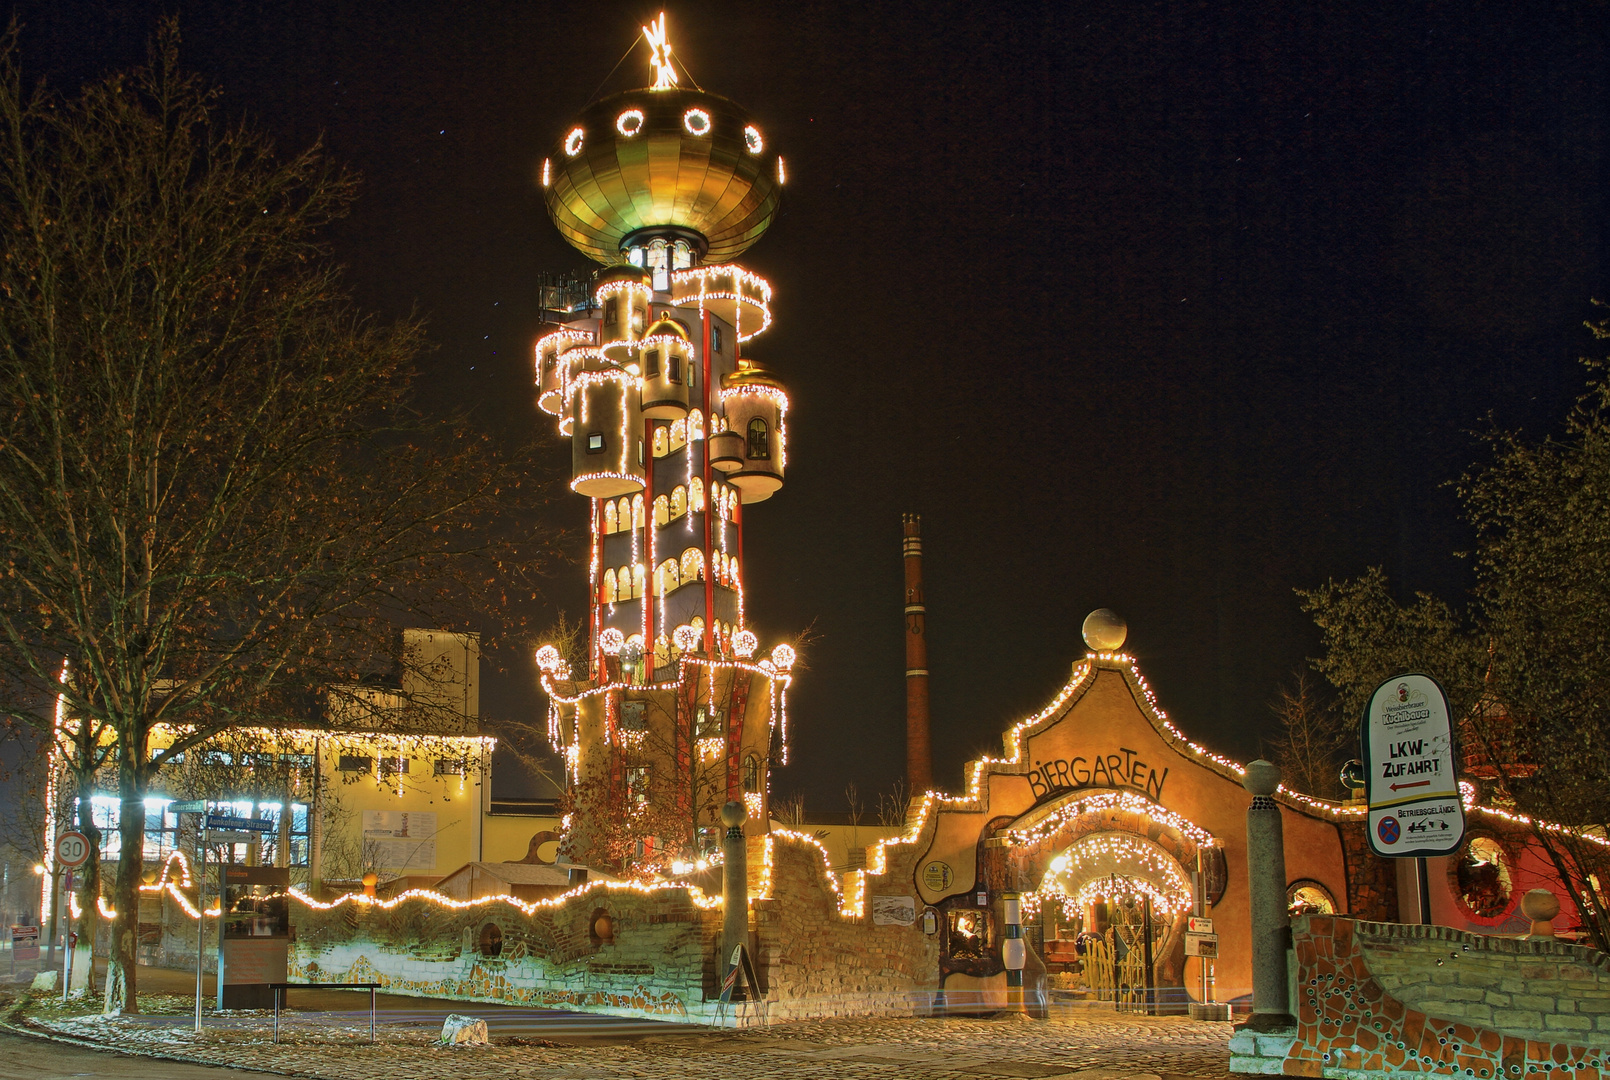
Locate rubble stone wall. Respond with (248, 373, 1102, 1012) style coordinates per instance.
(754, 833, 940, 1020)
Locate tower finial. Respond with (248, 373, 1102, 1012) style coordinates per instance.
(642, 12, 678, 90)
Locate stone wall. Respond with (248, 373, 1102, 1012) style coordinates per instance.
(289, 884, 718, 1021)
(284, 831, 946, 1024)
(1231, 915, 1610, 1080)
(754, 832, 940, 1020)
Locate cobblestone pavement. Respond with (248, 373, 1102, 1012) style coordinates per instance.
(10, 993, 1236, 1080)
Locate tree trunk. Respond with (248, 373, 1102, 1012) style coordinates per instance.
(105, 767, 145, 1014)
(73, 773, 102, 999)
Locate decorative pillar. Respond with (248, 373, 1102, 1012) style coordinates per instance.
(1002, 891, 1025, 1011)
(1241, 759, 1295, 1031)
(721, 800, 747, 976)
(902, 513, 932, 793)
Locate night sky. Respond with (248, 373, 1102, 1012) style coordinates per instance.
(12, 1, 1610, 811)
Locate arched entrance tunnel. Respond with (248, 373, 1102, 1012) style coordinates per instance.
(986, 792, 1226, 1011)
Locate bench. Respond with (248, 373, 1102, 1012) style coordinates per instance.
(268, 982, 380, 1044)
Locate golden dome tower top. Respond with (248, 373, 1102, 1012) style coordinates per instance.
(540, 12, 785, 267)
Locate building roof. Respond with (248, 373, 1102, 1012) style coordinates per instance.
(442, 861, 573, 887)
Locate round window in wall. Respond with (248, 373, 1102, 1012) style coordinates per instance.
(478, 921, 504, 958)
(1451, 835, 1514, 921)
(1287, 880, 1336, 917)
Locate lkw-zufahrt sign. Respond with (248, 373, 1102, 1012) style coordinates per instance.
(1362, 673, 1465, 857)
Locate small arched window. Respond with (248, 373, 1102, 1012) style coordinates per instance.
(654, 494, 669, 527)
(652, 426, 668, 458)
(670, 485, 687, 519)
(632, 564, 646, 599)
(743, 753, 762, 793)
(670, 419, 687, 450)
(631, 494, 645, 531)
(747, 418, 770, 460)
(690, 477, 705, 513)
(680, 547, 704, 582)
(603, 500, 618, 534)
(655, 559, 680, 595)
(688, 409, 704, 439)
(601, 569, 617, 603)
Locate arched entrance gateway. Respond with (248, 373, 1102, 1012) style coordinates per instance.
(994, 792, 1226, 1008)
(910, 615, 1356, 1012)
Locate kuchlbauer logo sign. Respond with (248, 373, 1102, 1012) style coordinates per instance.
(1362, 673, 1465, 857)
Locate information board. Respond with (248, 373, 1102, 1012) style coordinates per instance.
(1362, 673, 1465, 857)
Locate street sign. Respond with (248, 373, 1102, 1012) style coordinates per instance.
(206, 831, 259, 845)
(170, 800, 207, 815)
(1187, 915, 1214, 934)
(1363, 673, 1466, 858)
(54, 831, 91, 869)
(205, 814, 274, 834)
(1185, 932, 1218, 958)
(10, 925, 39, 962)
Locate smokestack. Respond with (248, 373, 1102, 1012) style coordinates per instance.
(903, 514, 933, 793)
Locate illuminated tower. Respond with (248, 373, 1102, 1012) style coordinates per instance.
(532, 15, 795, 872)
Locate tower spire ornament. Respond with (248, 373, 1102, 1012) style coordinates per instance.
(643, 12, 677, 90)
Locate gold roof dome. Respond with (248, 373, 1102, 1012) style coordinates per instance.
(643, 316, 690, 340)
(541, 17, 783, 265)
(721, 357, 785, 391)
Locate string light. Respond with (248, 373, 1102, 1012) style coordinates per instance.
(564, 128, 584, 157)
(669, 265, 773, 341)
(541, 159, 551, 187)
(616, 109, 645, 137)
(682, 108, 711, 136)
(743, 125, 763, 154)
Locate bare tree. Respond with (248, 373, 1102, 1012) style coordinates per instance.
(1266, 672, 1351, 798)
(876, 777, 909, 828)
(0, 25, 540, 1011)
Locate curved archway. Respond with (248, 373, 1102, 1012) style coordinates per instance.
(999, 791, 1217, 1007)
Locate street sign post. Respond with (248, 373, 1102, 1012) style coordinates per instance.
(1362, 672, 1466, 924)
(1185, 932, 1219, 958)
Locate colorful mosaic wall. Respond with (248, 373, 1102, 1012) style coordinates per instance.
(289, 884, 719, 1022)
(1231, 916, 1610, 1079)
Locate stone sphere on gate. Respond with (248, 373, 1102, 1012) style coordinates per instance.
(721, 800, 746, 828)
(1082, 608, 1128, 651)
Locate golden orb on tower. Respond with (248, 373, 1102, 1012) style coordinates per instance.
(540, 14, 784, 266)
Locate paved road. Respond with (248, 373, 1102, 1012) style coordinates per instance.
(0, 1026, 264, 1079)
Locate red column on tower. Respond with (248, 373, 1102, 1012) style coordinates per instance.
(903, 513, 933, 793)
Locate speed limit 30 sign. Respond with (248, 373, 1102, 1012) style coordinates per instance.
(54, 831, 91, 868)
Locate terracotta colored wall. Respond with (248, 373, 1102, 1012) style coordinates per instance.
(1230, 916, 1610, 1078)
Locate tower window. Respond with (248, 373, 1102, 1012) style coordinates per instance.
(712, 326, 724, 354)
(743, 753, 762, 793)
(587, 432, 606, 454)
(645, 350, 661, 379)
(669, 354, 682, 384)
(604, 297, 618, 326)
(746, 418, 770, 460)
